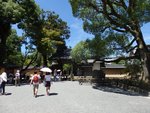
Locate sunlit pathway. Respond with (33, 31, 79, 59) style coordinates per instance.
(0, 81, 150, 113)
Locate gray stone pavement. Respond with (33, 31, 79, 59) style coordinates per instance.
(0, 81, 150, 113)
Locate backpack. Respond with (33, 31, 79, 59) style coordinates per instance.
(33, 75, 39, 83)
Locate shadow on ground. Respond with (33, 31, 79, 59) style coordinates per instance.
(36, 94, 45, 97)
(49, 93, 58, 96)
(92, 85, 145, 96)
(1, 93, 12, 96)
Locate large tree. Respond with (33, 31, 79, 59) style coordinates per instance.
(69, 0, 150, 81)
(0, 0, 41, 65)
(39, 12, 70, 66)
(22, 11, 70, 66)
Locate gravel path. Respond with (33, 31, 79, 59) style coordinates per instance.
(0, 81, 150, 113)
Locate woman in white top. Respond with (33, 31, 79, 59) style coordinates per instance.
(1, 72, 7, 95)
(44, 72, 51, 95)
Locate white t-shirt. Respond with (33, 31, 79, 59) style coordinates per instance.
(1, 72, 7, 82)
(15, 72, 20, 78)
(45, 75, 51, 81)
(0, 76, 3, 84)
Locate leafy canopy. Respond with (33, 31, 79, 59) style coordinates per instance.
(69, 0, 150, 51)
(21, 10, 70, 66)
(71, 41, 91, 63)
(5, 29, 23, 66)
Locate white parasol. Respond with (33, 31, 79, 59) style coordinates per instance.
(57, 69, 61, 72)
(40, 67, 52, 73)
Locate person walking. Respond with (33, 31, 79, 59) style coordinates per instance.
(53, 69, 57, 81)
(30, 72, 41, 98)
(15, 70, 20, 86)
(0, 71, 7, 95)
(44, 72, 51, 96)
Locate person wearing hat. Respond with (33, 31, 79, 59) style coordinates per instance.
(15, 70, 20, 86)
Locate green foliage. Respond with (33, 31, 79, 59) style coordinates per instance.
(51, 40, 68, 58)
(0, 0, 24, 24)
(0, 0, 41, 65)
(63, 64, 72, 72)
(125, 59, 142, 80)
(106, 32, 130, 56)
(5, 29, 23, 66)
(87, 35, 112, 58)
(23, 50, 38, 66)
(21, 10, 70, 66)
(71, 41, 91, 63)
(70, 0, 150, 29)
(69, 0, 150, 51)
(40, 11, 70, 54)
(71, 33, 129, 63)
(35, 52, 43, 66)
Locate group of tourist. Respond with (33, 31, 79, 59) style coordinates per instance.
(30, 71, 52, 97)
(0, 70, 52, 97)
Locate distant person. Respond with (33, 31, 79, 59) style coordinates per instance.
(15, 70, 20, 86)
(60, 71, 62, 81)
(44, 72, 51, 96)
(0, 72, 7, 95)
(30, 72, 41, 98)
(8, 73, 14, 84)
(56, 70, 61, 81)
(53, 69, 57, 81)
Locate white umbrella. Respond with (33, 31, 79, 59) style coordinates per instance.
(40, 67, 52, 73)
(57, 69, 61, 72)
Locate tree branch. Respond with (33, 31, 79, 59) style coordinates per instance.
(21, 51, 38, 73)
(104, 55, 139, 63)
(127, 45, 138, 53)
(111, 27, 126, 32)
(107, 0, 122, 19)
(124, 38, 136, 50)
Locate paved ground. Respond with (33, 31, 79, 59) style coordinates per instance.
(0, 81, 150, 113)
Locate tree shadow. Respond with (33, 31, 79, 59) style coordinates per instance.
(92, 85, 145, 96)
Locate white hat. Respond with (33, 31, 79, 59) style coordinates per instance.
(17, 70, 20, 73)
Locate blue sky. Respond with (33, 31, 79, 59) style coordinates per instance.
(15, 0, 150, 49)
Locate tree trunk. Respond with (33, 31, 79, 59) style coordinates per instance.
(21, 52, 38, 74)
(140, 51, 150, 82)
(43, 55, 48, 67)
(134, 28, 150, 82)
(0, 23, 11, 65)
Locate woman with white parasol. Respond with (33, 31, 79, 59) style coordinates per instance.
(40, 67, 52, 96)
